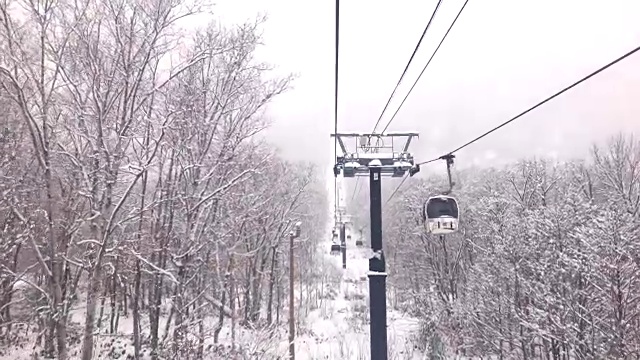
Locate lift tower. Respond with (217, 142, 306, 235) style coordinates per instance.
(331, 132, 419, 360)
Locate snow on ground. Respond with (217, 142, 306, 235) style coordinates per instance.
(0, 291, 290, 360)
(2, 241, 427, 360)
(3, 171, 426, 359)
(0, 231, 427, 360)
(294, 236, 425, 360)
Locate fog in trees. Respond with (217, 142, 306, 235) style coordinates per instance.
(1, 0, 639, 359)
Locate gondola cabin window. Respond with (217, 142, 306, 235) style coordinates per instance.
(425, 196, 459, 219)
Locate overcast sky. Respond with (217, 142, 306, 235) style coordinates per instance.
(210, 0, 640, 179)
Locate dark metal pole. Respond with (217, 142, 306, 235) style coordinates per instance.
(368, 167, 387, 360)
(340, 223, 347, 269)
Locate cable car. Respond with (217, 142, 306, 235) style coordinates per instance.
(330, 230, 342, 255)
(424, 195, 459, 235)
(330, 243, 341, 255)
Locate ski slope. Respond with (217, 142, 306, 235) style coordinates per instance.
(296, 171, 424, 359)
(295, 235, 424, 359)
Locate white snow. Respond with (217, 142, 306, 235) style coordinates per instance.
(292, 234, 425, 359)
(0, 232, 426, 360)
(297, 164, 425, 359)
(1, 171, 426, 359)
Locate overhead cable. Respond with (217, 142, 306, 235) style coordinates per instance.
(370, 0, 445, 134)
(334, 0, 340, 215)
(381, 0, 470, 133)
(417, 43, 640, 165)
(388, 43, 640, 204)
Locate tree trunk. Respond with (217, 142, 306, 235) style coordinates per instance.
(266, 245, 278, 325)
(81, 264, 104, 360)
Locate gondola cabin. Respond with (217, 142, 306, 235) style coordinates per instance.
(424, 195, 459, 235)
(330, 243, 341, 255)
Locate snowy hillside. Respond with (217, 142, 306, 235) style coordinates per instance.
(296, 236, 424, 359)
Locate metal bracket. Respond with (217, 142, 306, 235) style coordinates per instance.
(331, 132, 419, 178)
(439, 154, 456, 195)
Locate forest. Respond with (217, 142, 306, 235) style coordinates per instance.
(381, 134, 640, 359)
(0, 0, 330, 358)
(2, 0, 639, 359)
